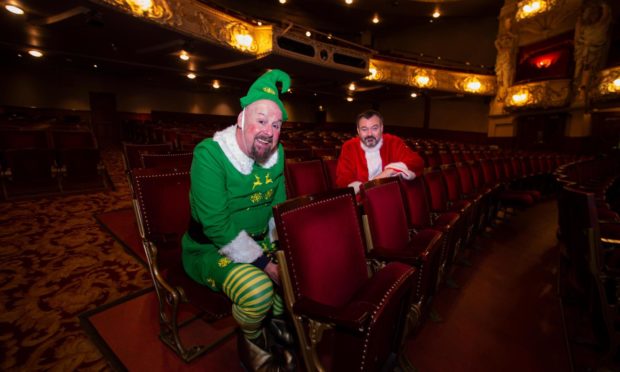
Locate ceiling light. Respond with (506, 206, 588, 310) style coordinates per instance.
(257, 21, 262, 26)
(187, 72, 196, 79)
(5, 4, 24, 15)
(410, 92, 418, 98)
(465, 79, 482, 92)
(613, 78, 620, 89)
(179, 51, 190, 61)
(415, 75, 430, 87)
(432, 10, 440, 18)
(132, 0, 153, 12)
(327, 34, 333, 40)
(372, 14, 380, 24)
(279, 0, 286, 4)
(28, 50, 43, 58)
(346, 97, 354, 102)
(345, 0, 353, 4)
(93, 64, 98, 68)
(348, 83, 356, 91)
(305, 31, 311, 37)
(212, 80, 220, 89)
(234, 33, 253, 50)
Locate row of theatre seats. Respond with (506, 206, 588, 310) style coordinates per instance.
(123, 136, 573, 370)
(555, 152, 620, 369)
(0, 127, 109, 199)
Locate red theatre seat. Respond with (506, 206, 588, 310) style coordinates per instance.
(273, 189, 416, 372)
(285, 159, 329, 198)
(360, 178, 444, 326)
(130, 168, 233, 362)
(400, 176, 461, 285)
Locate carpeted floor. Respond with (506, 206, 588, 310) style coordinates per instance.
(0, 148, 151, 371)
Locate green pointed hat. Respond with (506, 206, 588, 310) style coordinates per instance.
(240, 69, 291, 121)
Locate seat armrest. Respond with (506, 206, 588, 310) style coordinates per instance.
(293, 296, 373, 332)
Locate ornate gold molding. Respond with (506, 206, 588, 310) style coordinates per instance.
(93, 0, 272, 55)
(504, 79, 571, 110)
(366, 59, 496, 96)
(593, 66, 620, 100)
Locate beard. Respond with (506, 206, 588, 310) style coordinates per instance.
(250, 134, 275, 163)
(362, 135, 378, 148)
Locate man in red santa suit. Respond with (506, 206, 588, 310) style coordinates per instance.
(336, 109, 424, 193)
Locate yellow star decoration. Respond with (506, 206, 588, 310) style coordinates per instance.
(265, 189, 274, 199)
(250, 192, 263, 203)
(252, 175, 263, 190)
(261, 242, 269, 252)
(218, 257, 232, 267)
(265, 173, 273, 184)
(262, 87, 276, 95)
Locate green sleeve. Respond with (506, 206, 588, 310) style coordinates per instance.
(272, 145, 287, 207)
(190, 142, 240, 248)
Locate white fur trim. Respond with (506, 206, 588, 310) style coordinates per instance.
(268, 217, 278, 243)
(385, 162, 416, 180)
(213, 125, 279, 175)
(348, 181, 362, 194)
(218, 230, 263, 263)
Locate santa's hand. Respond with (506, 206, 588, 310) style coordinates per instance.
(376, 168, 397, 179)
(264, 261, 280, 285)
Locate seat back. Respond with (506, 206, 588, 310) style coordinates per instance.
(140, 151, 193, 170)
(440, 166, 462, 203)
(423, 169, 449, 212)
(361, 178, 410, 253)
(400, 176, 434, 229)
(456, 163, 475, 195)
(131, 168, 191, 270)
(322, 157, 339, 190)
(274, 189, 369, 308)
(285, 159, 329, 198)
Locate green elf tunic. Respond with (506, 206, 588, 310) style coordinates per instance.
(182, 125, 286, 291)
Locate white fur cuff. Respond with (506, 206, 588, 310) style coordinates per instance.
(218, 230, 264, 263)
(386, 162, 416, 180)
(268, 217, 278, 243)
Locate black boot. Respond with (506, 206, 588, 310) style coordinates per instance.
(268, 317, 295, 346)
(237, 331, 295, 372)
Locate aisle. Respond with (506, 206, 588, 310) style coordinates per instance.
(405, 200, 571, 372)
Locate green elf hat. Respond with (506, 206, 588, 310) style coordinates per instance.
(240, 69, 291, 121)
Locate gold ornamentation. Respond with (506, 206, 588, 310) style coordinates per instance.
(593, 66, 620, 100)
(207, 278, 216, 288)
(264, 173, 273, 185)
(264, 189, 274, 200)
(217, 257, 231, 268)
(504, 79, 571, 110)
(365, 59, 496, 96)
(252, 175, 263, 190)
(250, 192, 263, 204)
(98, 0, 173, 20)
(515, 0, 558, 21)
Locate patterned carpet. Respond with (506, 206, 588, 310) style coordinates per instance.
(0, 148, 151, 371)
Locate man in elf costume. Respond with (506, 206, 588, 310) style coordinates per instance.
(336, 109, 424, 193)
(183, 69, 294, 371)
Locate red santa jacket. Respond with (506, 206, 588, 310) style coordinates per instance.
(335, 133, 424, 189)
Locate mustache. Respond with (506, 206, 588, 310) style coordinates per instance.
(363, 136, 377, 142)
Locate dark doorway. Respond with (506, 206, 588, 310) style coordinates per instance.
(515, 113, 567, 152)
(90, 92, 120, 148)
